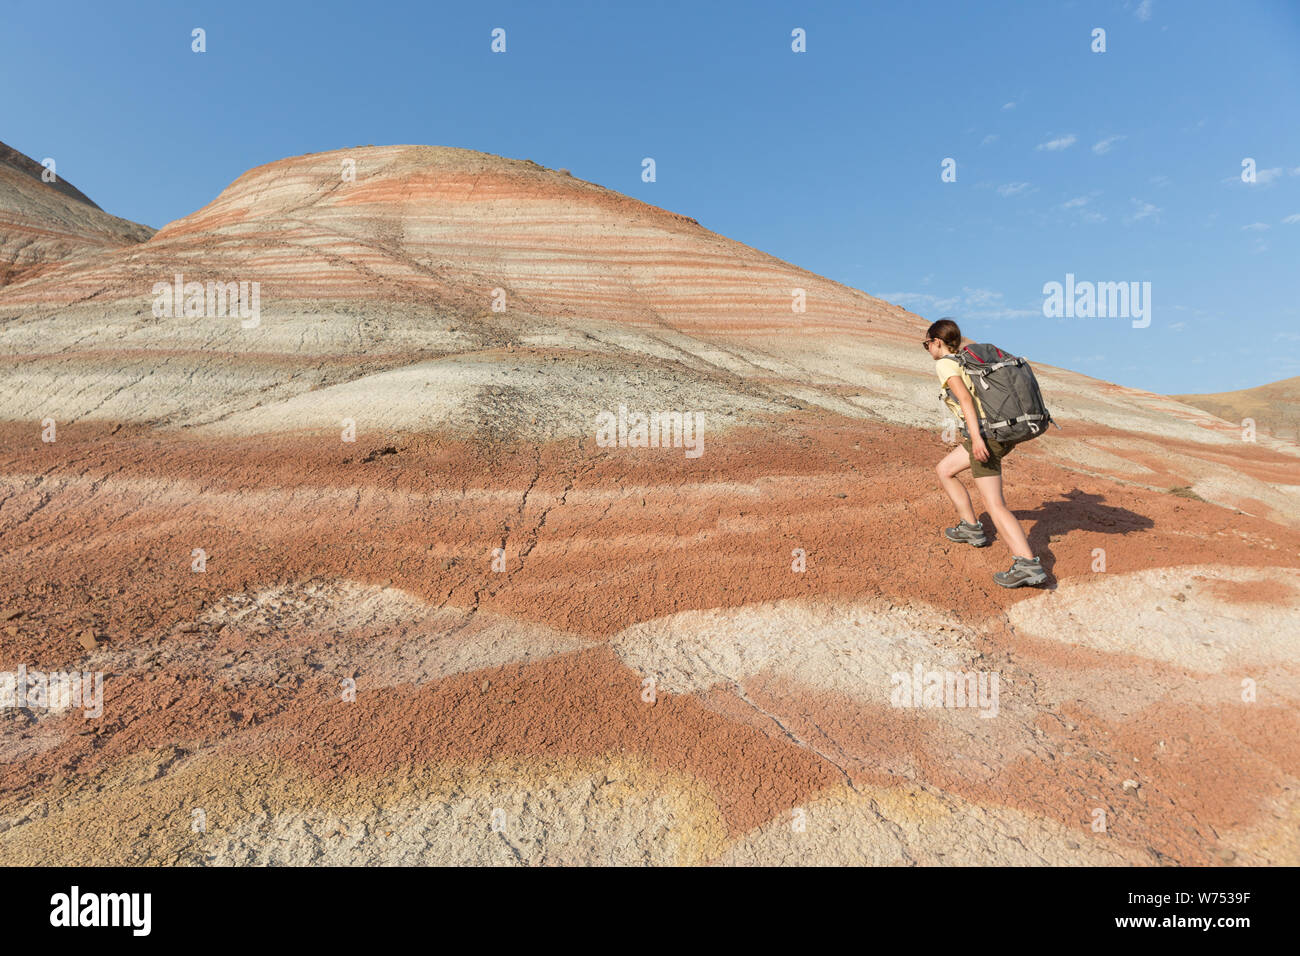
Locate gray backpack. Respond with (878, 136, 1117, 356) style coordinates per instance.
(948, 343, 1058, 443)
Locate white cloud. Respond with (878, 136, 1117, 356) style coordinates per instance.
(880, 292, 961, 313)
(1036, 134, 1077, 152)
(1282, 213, 1300, 224)
(965, 308, 1041, 320)
(1059, 193, 1107, 222)
(1241, 222, 1270, 231)
(1136, 0, 1154, 22)
(1092, 135, 1125, 155)
(1002, 102, 1016, 111)
(882, 287, 1035, 320)
(980, 134, 998, 147)
(1225, 166, 1300, 187)
(1126, 199, 1161, 223)
(997, 182, 1032, 197)
(1169, 322, 1186, 332)
(1149, 174, 1171, 187)
(962, 287, 1003, 306)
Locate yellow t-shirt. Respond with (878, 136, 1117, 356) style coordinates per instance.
(935, 355, 985, 423)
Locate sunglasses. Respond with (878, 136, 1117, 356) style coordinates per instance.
(921, 337, 935, 349)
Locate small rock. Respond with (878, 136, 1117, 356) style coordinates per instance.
(77, 630, 98, 651)
(1122, 779, 1140, 791)
(480, 680, 490, 694)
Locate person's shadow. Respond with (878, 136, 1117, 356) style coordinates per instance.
(980, 489, 1154, 580)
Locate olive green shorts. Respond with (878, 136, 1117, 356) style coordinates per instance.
(962, 434, 1020, 479)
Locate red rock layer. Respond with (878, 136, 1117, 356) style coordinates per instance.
(0, 140, 153, 288)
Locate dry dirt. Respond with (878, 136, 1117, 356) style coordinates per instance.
(1175, 375, 1300, 444)
(0, 139, 153, 288)
(0, 144, 1296, 865)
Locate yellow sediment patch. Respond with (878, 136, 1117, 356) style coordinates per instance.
(0, 748, 728, 866)
(718, 782, 1148, 866)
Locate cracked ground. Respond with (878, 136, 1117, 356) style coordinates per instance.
(1, 413, 1297, 865)
(1, 144, 1297, 865)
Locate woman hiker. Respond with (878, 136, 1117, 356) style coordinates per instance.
(925, 318, 1047, 588)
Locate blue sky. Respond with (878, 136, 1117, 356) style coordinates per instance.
(3, 0, 1298, 394)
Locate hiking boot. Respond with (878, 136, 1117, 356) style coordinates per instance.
(944, 520, 988, 547)
(994, 556, 1047, 589)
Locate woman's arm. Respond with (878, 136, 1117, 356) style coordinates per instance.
(946, 375, 990, 461)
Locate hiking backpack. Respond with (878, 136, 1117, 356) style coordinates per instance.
(948, 343, 1058, 443)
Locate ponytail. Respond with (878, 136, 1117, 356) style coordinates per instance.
(926, 317, 962, 354)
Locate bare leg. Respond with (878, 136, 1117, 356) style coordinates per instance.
(936, 446, 978, 525)
(973, 473, 1033, 559)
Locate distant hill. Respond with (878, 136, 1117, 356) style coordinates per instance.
(0, 139, 153, 287)
(0, 143, 1296, 525)
(1173, 376, 1300, 441)
(2, 143, 1299, 868)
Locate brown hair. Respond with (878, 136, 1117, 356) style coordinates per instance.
(926, 317, 962, 354)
